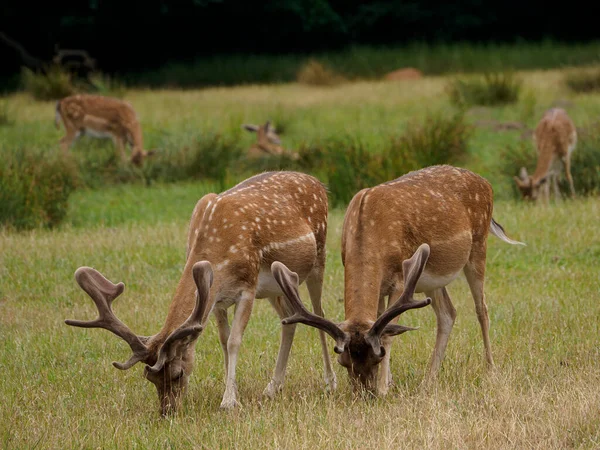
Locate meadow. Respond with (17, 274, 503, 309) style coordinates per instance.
(1, 58, 600, 448)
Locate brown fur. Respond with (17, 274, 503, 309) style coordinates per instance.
(66, 171, 336, 415)
(276, 165, 523, 394)
(383, 67, 423, 81)
(243, 121, 299, 160)
(514, 108, 577, 202)
(55, 94, 155, 166)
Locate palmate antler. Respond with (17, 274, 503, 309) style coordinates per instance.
(65, 267, 151, 370)
(66, 261, 214, 373)
(272, 244, 432, 356)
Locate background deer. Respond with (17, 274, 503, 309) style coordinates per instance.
(65, 171, 336, 415)
(242, 120, 300, 160)
(273, 165, 525, 394)
(514, 108, 577, 203)
(55, 94, 156, 166)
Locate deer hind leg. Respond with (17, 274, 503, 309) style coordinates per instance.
(425, 287, 457, 381)
(220, 290, 255, 409)
(305, 267, 337, 392)
(562, 155, 576, 198)
(463, 242, 494, 368)
(551, 172, 561, 201)
(263, 296, 297, 399)
(213, 307, 231, 383)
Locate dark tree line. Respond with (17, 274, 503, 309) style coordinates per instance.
(1, 0, 598, 78)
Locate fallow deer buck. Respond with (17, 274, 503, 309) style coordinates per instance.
(273, 165, 525, 394)
(65, 171, 336, 415)
(55, 94, 156, 166)
(242, 120, 300, 160)
(514, 108, 577, 203)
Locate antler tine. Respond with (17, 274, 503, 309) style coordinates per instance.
(146, 261, 213, 374)
(366, 244, 433, 355)
(65, 267, 150, 369)
(271, 261, 348, 354)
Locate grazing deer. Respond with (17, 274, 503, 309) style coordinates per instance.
(55, 94, 156, 166)
(65, 171, 336, 415)
(273, 165, 525, 394)
(242, 121, 299, 160)
(514, 108, 577, 203)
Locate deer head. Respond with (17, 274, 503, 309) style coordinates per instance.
(513, 166, 548, 201)
(65, 261, 213, 416)
(272, 244, 432, 391)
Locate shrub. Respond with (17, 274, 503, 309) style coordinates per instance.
(296, 59, 346, 86)
(87, 72, 127, 98)
(384, 109, 472, 175)
(21, 65, 75, 101)
(144, 132, 243, 190)
(0, 148, 79, 229)
(563, 67, 600, 93)
(447, 71, 522, 107)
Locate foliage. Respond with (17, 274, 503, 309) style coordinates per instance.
(385, 109, 472, 175)
(87, 72, 128, 98)
(0, 147, 79, 229)
(21, 65, 75, 101)
(0, 99, 14, 127)
(296, 59, 346, 86)
(447, 72, 522, 107)
(563, 66, 600, 93)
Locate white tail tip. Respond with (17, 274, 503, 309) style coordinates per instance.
(490, 218, 526, 246)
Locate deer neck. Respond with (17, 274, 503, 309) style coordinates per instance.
(532, 140, 557, 182)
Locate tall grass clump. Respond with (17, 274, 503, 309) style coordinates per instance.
(0, 148, 79, 229)
(87, 73, 128, 98)
(297, 59, 346, 86)
(385, 109, 473, 175)
(0, 99, 14, 126)
(447, 71, 522, 107)
(21, 65, 75, 101)
(563, 67, 600, 93)
(144, 132, 244, 190)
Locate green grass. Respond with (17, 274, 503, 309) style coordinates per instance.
(1, 63, 600, 448)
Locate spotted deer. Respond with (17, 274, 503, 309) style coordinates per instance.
(242, 121, 299, 160)
(273, 165, 525, 394)
(55, 94, 156, 166)
(514, 108, 577, 203)
(65, 171, 336, 415)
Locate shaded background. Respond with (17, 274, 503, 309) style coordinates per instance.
(2, 0, 598, 81)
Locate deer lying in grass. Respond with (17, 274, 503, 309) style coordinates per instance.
(514, 108, 577, 203)
(65, 171, 336, 415)
(272, 165, 525, 394)
(243, 120, 299, 160)
(55, 94, 156, 166)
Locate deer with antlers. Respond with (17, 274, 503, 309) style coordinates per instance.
(272, 165, 524, 394)
(55, 94, 156, 166)
(65, 171, 336, 415)
(242, 121, 299, 160)
(514, 108, 577, 203)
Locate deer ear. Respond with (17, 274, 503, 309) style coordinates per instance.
(242, 124, 259, 132)
(381, 324, 419, 337)
(519, 167, 529, 181)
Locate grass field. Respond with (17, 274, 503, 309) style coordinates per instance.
(1, 65, 600, 448)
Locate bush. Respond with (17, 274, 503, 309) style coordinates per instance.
(0, 148, 79, 229)
(447, 71, 522, 107)
(297, 59, 346, 86)
(385, 109, 472, 175)
(0, 99, 14, 127)
(87, 72, 127, 98)
(21, 65, 75, 101)
(563, 67, 600, 93)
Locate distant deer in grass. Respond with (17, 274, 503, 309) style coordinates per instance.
(65, 171, 336, 415)
(514, 108, 577, 203)
(242, 120, 299, 160)
(273, 165, 525, 394)
(55, 94, 156, 166)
